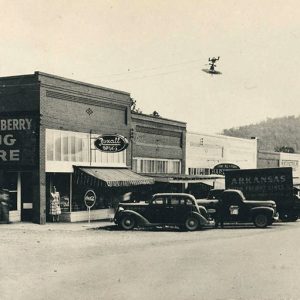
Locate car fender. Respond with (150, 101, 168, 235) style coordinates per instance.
(250, 207, 274, 218)
(188, 211, 209, 225)
(198, 205, 210, 220)
(118, 210, 150, 225)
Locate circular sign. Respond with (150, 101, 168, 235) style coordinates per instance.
(84, 190, 96, 208)
(94, 134, 129, 153)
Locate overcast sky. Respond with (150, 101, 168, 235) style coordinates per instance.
(1, 0, 299, 134)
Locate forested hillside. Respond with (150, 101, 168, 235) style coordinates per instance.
(222, 115, 300, 152)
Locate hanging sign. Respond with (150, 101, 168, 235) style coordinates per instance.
(94, 134, 129, 153)
(211, 163, 240, 175)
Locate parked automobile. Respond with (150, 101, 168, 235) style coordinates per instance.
(197, 189, 278, 228)
(114, 193, 210, 231)
(225, 167, 299, 221)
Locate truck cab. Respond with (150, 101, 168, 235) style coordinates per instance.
(197, 189, 278, 228)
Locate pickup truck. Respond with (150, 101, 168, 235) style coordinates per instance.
(197, 189, 278, 228)
(225, 167, 300, 221)
(114, 193, 210, 231)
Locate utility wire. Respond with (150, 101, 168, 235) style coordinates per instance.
(107, 65, 202, 83)
(97, 58, 202, 78)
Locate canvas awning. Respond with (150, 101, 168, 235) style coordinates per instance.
(74, 167, 155, 187)
(152, 174, 225, 186)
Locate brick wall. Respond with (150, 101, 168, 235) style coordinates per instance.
(0, 72, 133, 223)
(132, 112, 187, 174)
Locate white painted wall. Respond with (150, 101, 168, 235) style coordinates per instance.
(186, 132, 257, 173)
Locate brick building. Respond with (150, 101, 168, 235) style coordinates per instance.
(0, 72, 153, 224)
(131, 112, 187, 194)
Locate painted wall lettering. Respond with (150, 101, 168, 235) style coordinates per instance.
(0, 116, 37, 165)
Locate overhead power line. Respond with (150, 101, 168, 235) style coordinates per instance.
(97, 58, 202, 79)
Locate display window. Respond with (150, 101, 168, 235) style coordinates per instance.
(5, 172, 18, 211)
(47, 173, 71, 213)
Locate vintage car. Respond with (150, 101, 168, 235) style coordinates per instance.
(197, 189, 278, 228)
(196, 189, 224, 218)
(114, 193, 210, 231)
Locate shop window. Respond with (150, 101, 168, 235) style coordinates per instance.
(133, 158, 181, 174)
(46, 129, 126, 166)
(49, 173, 70, 212)
(62, 135, 69, 161)
(46, 130, 54, 161)
(71, 187, 116, 212)
(55, 138, 62, 161)
(70, 136, 76, 161)
(5, 172, 18, 211)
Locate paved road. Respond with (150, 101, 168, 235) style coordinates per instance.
(1, 221, 300, 300)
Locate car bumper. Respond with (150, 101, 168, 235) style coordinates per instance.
(273, 212, 279, 221)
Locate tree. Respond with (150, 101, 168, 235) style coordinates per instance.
(274, 146, 295, 153)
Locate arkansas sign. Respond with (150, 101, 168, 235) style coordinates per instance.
(94, 134, 129, 153)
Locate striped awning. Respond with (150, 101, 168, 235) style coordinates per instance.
(74, 167, 154, 187)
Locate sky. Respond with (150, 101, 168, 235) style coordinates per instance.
(0, 0, 299, 134)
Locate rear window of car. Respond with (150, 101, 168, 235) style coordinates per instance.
(185, 199, 193, 205)
(170, 198, 180, 205)
(152, 198, 164, 205)
(168, 197, 193, 205)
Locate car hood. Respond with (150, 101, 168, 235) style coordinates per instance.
(196, 199, 219, 205)
(243, 200, 276, 208)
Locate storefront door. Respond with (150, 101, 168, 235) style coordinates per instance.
(21, 172, 33, 221)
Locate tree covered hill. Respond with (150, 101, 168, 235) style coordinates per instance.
(221, 115, 300, 153)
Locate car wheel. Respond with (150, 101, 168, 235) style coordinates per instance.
(279, 212, 289, 222)
(280, 212, 298, 222)
(184, 216, 199, 231)
(120, 215, 136, 230)
(253, 214, 268, 228)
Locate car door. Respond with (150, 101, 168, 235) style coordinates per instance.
(223, 193, 247, 222)
(144, 196, 166, 224)
(164, 196, 180, 224)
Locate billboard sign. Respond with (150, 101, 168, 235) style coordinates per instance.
(0, 115, 38, 166)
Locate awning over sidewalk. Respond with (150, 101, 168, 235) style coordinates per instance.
(152, 174, 225, 186)
(74, 167, 155, 187)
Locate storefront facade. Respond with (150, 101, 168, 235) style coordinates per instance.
(0, 72, 153, 224)
(131, 112, 187, 195)
(185, 132, 258, 195)
(0, 112, 39, 222)
(186, 132, 257, 174)
(258, 150, 300, 183)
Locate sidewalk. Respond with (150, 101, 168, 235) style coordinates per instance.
(0, 220, 114, 232)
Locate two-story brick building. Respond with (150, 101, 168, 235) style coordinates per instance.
(0, 72, 153, 224)
(131, 112, 187, 195)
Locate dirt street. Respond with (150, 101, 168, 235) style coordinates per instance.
(1, 221, 300, 300)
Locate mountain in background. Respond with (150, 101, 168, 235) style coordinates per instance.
(221, 115, 300, 153)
